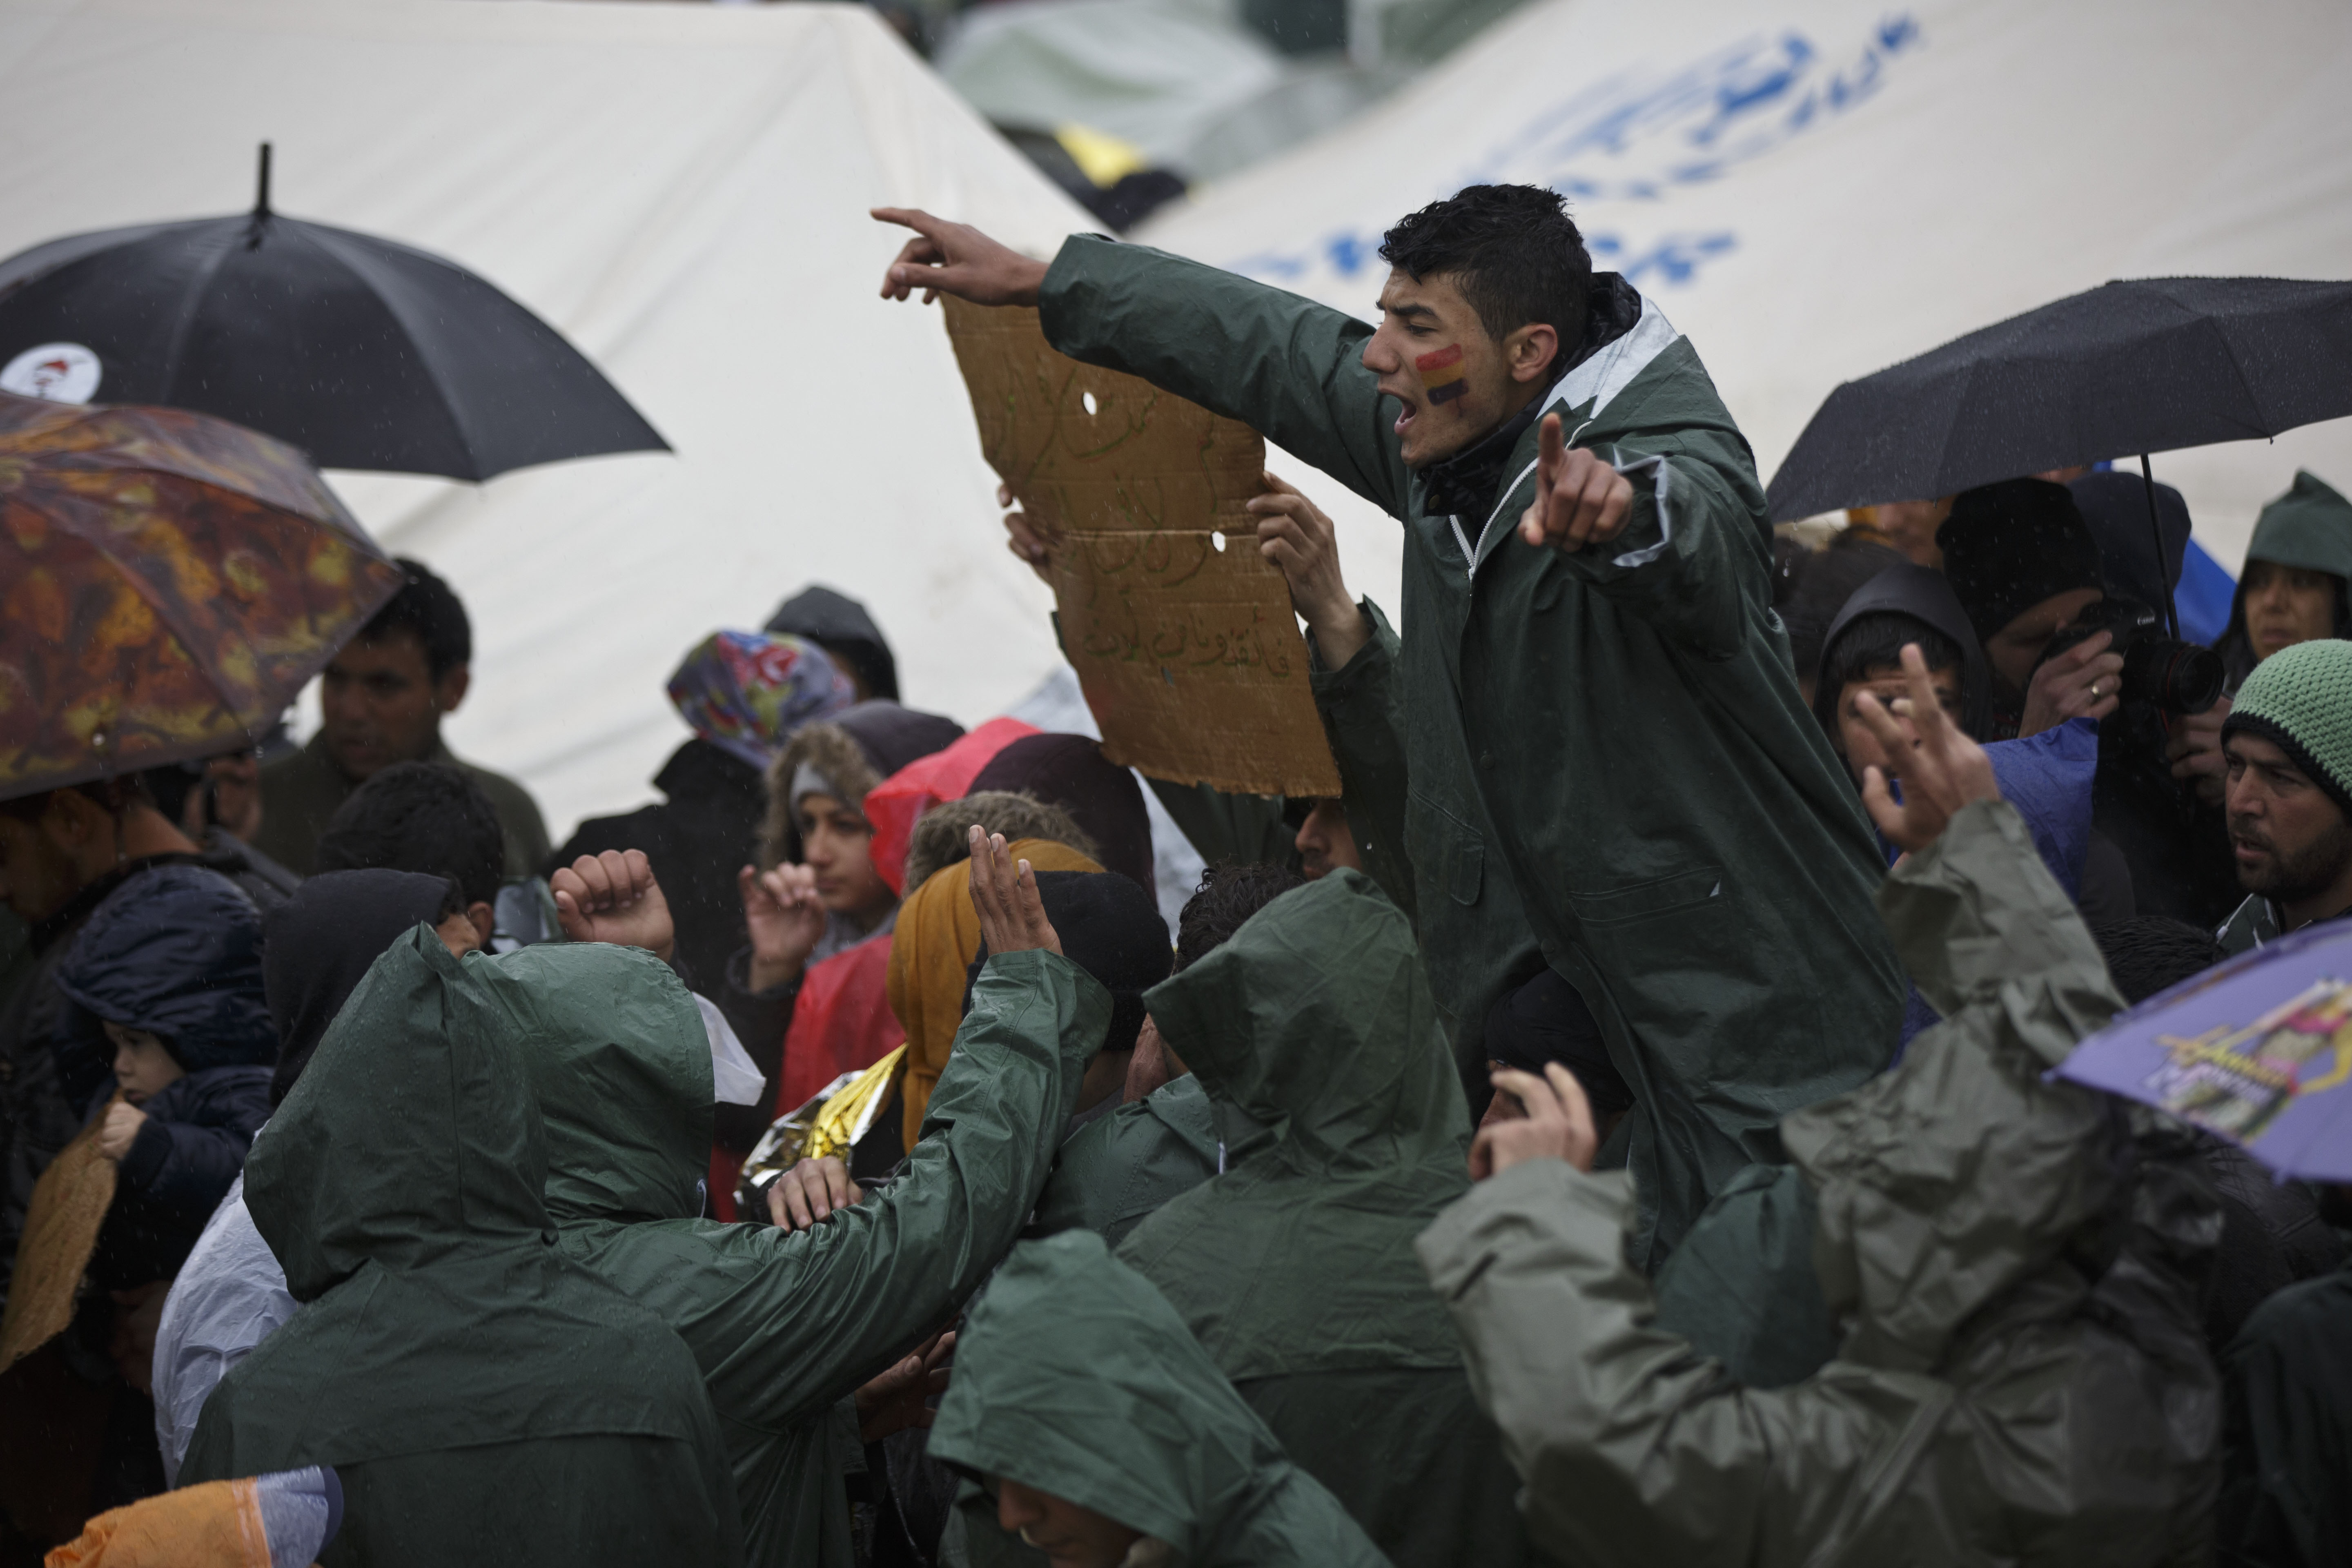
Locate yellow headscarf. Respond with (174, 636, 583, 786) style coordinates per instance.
(888, 837, 1102, 1146)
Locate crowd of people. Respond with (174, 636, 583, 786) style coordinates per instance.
(0, 180, 2346, 1567)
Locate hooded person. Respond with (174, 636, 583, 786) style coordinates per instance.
(1105, 871, 1527, 1568)
(886, 796, 1107, 1151)
(765, 584, 900, 704)
(712, 700, 964, 1206)
(555, 630, 853, 991)
(967, 733, 1157, 899)
(930, 1230, 1389, 1568)
(149, 869, 468, 1484)
(1941, 478, 2235, 924)
(498, 838, 1131, 1568)
(1418, 779, 2221, 1566)
(51, 866, 279, 1291)
(2214, 470, 2352, 688)
(179, 929, 744, 1567)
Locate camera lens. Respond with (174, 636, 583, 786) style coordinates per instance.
(2121, 638, 2225, 714)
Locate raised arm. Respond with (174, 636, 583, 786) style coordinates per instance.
(875, 210, 1409, 519)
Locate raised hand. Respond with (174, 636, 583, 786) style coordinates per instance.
(739, 862, 827, 992)
(1517, 412, 1634, 552)
(1247, 471, 1365, 664)
(96, 1099, 145, 1162)
(967, 826, 1063, 958)
(1468, 1062, 1597, 1180)
(873, 208, 1050, 307)
(1855, 642, 2003, 853)
(552, 849, 676, 962)
(2020, 629, 2124, 737)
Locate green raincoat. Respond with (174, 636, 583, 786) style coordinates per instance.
(932, 1230, 1391, 1568)
(1418, 800, 2221, 1567)
(482, 938, 1111, 1568)
(180, 930, 743, 1567)
(1028, 1070, 1221, 1250)
(1039, 238, 1904, 1263)
(1111, 871, 1527, 1568)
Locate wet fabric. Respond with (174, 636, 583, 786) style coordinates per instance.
(1028, 1072, 1219, 1250)
(930, 1230, 1390, 1568)
(93, 1065, 269, 1287)
(1420, 800, 2221, 1568)
(1117, 872, 1525, 1568)
(2218, 1262, 2352, 1568)
(889, 840, 1104, 1145)
(260, 869, 450, 1105)
(2071, 470, 2192, 621)
(969, 732, 1158, 898)
(1042, 238, 1902, 1266)
(180, 929, 744, 1568)
(506, 935, 1111, 1568)
(765, 584, 900, 703)
(2217, 469, 2352, 685)
(1811, 562, 1992, 741)
(152, 1174, 293, 1487)
(52, 864, 274, 1104)
(1936, 478, 2103, 644)
(46, 1464, 340, 1568)
(666, 630, 853, 771)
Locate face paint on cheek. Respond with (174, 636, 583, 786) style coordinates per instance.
(1416, 345, 1469, 411)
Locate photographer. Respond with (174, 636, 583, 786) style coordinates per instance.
(1939, 479, 2234, 923)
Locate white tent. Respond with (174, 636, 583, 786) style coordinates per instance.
(0, 0, 1094, 839)
(1136, 0, 2352, 572)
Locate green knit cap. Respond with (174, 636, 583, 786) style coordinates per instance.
(2223, 637, 2352, 818)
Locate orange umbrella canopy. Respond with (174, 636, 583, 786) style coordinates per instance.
(0, 392, 403, 798)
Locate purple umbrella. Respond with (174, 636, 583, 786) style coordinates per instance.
(2057, 922, 2352, 1182)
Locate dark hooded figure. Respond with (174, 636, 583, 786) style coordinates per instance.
(969, 732, 1157, 899)
(1112, 871, 1528, 1568)
(152, 868, 463, 1485)
(181, 930, 744, 1566)
(2069, 470, 2191, 627)
(766, 584, 900, 703)
(2213, 469, 2352, 688)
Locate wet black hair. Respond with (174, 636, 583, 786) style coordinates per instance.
(1379, 185, 1591, 376)
(359, 557, 472, 681)
(1815, 610, 1967, 728)
(2094, 918, 2227, 1006)
(314, 761, 505, 908)
(1176, 862, 1307, 973)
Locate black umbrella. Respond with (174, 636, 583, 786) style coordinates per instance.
(0, 146, 667, 481)
(1764, 275, 2352, 634)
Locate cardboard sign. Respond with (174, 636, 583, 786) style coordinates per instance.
(941, 300, 1341, 799)
(0, 1096, 119, 1370)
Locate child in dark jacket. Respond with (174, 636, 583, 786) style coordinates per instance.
(54, 864, 278, 1288)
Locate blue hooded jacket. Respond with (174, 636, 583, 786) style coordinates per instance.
(53, 864, 277, 1108)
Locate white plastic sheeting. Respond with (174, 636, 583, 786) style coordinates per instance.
(1135, 0, 2352, 576)
(0, 0, 1094, 838)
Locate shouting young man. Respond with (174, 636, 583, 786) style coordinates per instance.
(877, 186, 1902, 1263)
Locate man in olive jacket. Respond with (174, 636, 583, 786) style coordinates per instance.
(879, 188, 1903, 1261)
(1417, 653, 2218, 1567)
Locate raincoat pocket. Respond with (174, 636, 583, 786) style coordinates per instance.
(1565, 865, 1723, 926)
(1405, 792, 1485, 907)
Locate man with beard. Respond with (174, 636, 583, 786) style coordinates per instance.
(2215, 639, 2352, 953)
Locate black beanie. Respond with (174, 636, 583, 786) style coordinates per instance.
(964, 869, 1172, 1055)
(1936, 478, 2103, 643)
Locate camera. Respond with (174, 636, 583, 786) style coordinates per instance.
(2040, 596, 2224, 715)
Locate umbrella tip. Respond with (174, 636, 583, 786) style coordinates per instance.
(255, 142, 272, 218)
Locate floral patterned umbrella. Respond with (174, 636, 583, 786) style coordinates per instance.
(0, 390, 403, 799)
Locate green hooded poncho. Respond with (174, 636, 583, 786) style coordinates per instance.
(1027, 1069, 1221, 1250)
(931, 1231, 1390, 1568)
(1419, 801, 2220, 1567)
(1038, 237, 1903, 1266)
(1112, 871, 1527, 1568)
(180, 929, 743, 1568)
(478, 939, 1112, 1568)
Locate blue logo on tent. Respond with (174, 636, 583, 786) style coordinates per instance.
(1223, 15, 1922, 295)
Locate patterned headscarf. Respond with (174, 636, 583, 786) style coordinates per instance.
(666, 631, 853, 768)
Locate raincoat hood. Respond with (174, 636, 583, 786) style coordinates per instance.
(54, 863, 275, 1074)
(764, 584, 899, 703)
(1144, 871, 1457, 1167)
(1780, 800, 2127, 1370)
(2221, 469, 2352, 663)
(262, 867, 451, 1105)
(486, 941, 713, 1225)
(929, 1231, 1389, 1568)
(252, 928, 547, 1300)
(1812, 564, 1993, 742)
